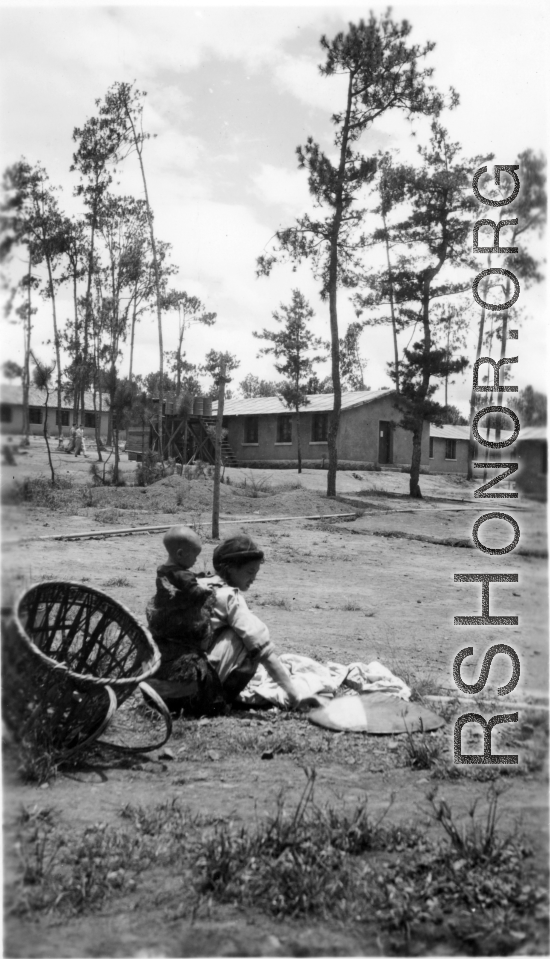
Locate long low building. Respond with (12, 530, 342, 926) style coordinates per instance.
(0, 384, 110, 438)
(216, 389, 430, 470)
(430, 422, 547, 499)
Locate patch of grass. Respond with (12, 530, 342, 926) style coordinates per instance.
(257, 595, 291, 610)
(340, 600, 362, 611)
(135, 453, 177, 486)
(9, 775, 543, 954)
(9, 800, 210, 918)
(402, 729, 441, 769)
(93, 508, 121, 525)
(195, 770, 400, 918)
(102, 576, 131, 588)
(8, 475, 74, 508)
(182, 461, 213, 480)
(194, 770, 541, 954)
(190, 512, 203, 534)
(385, 659, 442, 702)
(427, 784, 515, 865)
(81, 487, 94, 507)
(15, 736, 59, 785)
(234, 470, 273, 498)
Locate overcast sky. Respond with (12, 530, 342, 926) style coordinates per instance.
(0, 0, 547, 413)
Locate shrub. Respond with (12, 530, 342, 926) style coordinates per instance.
(8, 476, 74, 509)
(402, 729, 441, 769)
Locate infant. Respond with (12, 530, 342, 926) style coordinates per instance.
(146, 525, 213, 657)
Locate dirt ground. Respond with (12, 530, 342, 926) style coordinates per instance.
(2, 438, 549, 957)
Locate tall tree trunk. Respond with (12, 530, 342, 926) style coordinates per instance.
(444, 312, 451, 407)
(326, 71, 355, 497)
(175, 325, 185, 397)
(106, 402, 113, 446)
(409, 283, 432, 498)
(43, 387, 55, 485)
(128, 278, 140, 381)
(82, 200, 97, 417)
(45, 256, 62, 441)
(113, 425, 120, 485)
(382, 210, 400, 393)
(22, 255, 32, 445)
(467, 261, 491, 481)
(409, 424, 424, 498)
(91, 329, 103, 461)
(212, 361, 226, 539)
(72, 271, 80, 426)
(93, 386, 103, 457)
(125, 104, 165, 463)
(296, 406, 302, 474)
(494, 275, 512, 444)
(467, 301, 487, 480)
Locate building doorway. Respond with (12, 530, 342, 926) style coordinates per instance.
(378, 421, 392, 464)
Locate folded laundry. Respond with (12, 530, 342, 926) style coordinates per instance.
(237, 653, 411, 708)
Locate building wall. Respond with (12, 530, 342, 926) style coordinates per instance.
(429, 437, 469, 474)
(516, 440, 547, 501)
(0, 403, 109, 438)
(224, 393, 430, 468)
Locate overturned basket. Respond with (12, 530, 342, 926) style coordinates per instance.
(2, 581, 170, 762)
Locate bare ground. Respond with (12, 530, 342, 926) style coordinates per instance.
(2, 439, 548, 957)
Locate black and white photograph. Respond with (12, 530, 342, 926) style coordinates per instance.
(1, 2, 548, 956)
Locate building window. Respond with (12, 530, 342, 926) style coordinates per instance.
(83, 411, 96, 428)
(311, 413, 328, 442)
(0, 403, 12, 423)
(29, 407, 42, 425)
(429, 437, 434, 458)
(244, 417, 258, 444)
(276, 415, 292, 443)
(445, 439, 457, 460)
(56, 409, 70, 426)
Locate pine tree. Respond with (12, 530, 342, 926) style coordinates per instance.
(362, 124, 483, 497)
(257, 14, 448, 496)
(254, 290, 325, 473)
(1, 161, 66, 440)
(162, 291, 216, 396)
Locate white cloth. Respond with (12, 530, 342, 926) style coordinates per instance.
(237, 654, 411, 707)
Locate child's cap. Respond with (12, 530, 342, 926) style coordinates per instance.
(212, 534, 264, 571)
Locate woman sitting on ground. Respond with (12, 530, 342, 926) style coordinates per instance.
(202, 534, 302, 708)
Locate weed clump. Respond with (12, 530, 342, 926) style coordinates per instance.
(8, 475, 74, 508)
(233, 471, 273, 498)
(257, 595, 291, 610)
(194, 772, 541, 951)
(9, 776, 544, 954)
(403, 729, 442, 769)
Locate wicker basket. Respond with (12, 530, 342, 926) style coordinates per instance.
(2, 581, 161, 760)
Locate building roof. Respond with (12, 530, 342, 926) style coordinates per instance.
(430, 424, 470, 441)
(217, 389, 395, 417)
(1, 383, 99, 410)
(430, 423, 547, 443)
(516, 426, 546, 442)
(430, 423, 515, 443)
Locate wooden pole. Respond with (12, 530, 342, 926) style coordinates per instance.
(33, 512, 361, 543)
(212, 360, 227, 539)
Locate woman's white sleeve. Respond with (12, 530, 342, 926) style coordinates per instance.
(225, 591, 274, 658)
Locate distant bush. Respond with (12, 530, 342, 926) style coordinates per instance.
(134, 452, 175, 486)
(8, 476, 74, 509)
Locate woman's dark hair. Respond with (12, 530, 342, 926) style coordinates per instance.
(212, 534, 264, 578)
